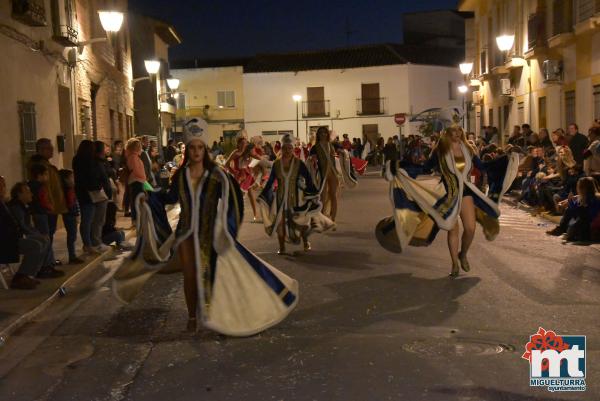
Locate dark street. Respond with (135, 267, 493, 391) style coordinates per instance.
(1, 175, 598, 401)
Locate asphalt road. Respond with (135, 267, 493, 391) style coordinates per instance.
(0, 173, 598, 401)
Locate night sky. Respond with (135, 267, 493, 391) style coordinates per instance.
(128, 0, 458, 61)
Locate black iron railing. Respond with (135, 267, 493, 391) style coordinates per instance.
(302, 100, 330, 118)
(528, 12, 546, 49)
(356, 98, 386, 115)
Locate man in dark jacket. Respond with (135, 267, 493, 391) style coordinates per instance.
(0, 178, 62, 289)
(567, 123, 590, 167)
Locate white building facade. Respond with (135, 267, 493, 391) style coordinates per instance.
(243, 64, 464, 144)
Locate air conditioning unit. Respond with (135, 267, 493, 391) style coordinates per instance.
(472, 91, 481, 104)
(543, 60, 562, 83)
(500, 78, 512, 96)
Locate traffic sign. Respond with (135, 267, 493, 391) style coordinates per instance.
(394, 113, 406, 125)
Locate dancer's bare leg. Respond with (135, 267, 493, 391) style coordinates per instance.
(179, 237, 198, 330)
(447, 222, 460, 276)
(277, 216, 286, 254)
(458, 196, 476, 271)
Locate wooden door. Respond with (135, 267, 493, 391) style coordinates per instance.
(361, 83, 380, 114)
(362, 124, 379, 147)
(307, 87, 325, 117)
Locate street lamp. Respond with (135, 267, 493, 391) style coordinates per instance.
(166, 78, 180, 91)
(144, 60, 164, 155)
(75, 10, 123, 52)
(98, 11, 124, 32)
(459, 62, 473, 76)
(496, 34, 515, 63)
(292, 94, 302, 139)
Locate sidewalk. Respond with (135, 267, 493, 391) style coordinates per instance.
(0, 211, 136, 343)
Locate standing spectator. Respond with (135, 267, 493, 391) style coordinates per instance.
(173, 142, 185, 167)
(8, 181, 63, 282)
(26, 138, 67, 266)
(91, 141, 112, 252)
(111, 140, 126, 210)
(567, 123, 590, 166)
(383, 137, 398, 165)
(584, 126, 600, 181)
(125, 138, 147, 222)
(140, 136, 156, 187)
(73, 140, 99, 254)
(59, 169, 83, 264)
(28, 164, 54, 253)
(341, 134, 352, 151)
(508, 125, 523, 147)
(164, 139, 178, 162)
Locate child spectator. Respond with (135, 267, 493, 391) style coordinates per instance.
(102, 201, 133, 250)
(59, 169, 84, 264)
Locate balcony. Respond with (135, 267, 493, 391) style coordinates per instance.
(356, 98, 386, 115)
(574, 0, 600, 34)
(302, 100, 330, 118)
(11, 0, 47, 27)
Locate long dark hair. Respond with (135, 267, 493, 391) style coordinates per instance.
(75, 140, 95, 160)
(316, 126, 330, 142)
(577, 177, 600, 207)
(94, 141, 105, 159)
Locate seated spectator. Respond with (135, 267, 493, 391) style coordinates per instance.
(551, 128, 568, 147)
(538, 128, 553, 149)
(102, 201, 133, 250)
(546, 177, 600, 242)
(3, 180, 64, 289)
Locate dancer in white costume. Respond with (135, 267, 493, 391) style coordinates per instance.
(112, 119, 298, 336)
(258, 135, 333, 255)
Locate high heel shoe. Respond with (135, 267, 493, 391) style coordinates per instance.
(303, 241, 311, 251)
(449, 262, 460, 278)
(459, 252, 470, 272)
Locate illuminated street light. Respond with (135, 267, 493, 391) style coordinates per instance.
(292, 94, 302, 102)
(496, 34, 515, 52)
(459, 62, 473, 76)
(458, 85, 468, 94)
(98, 11, 124, 33)
(144, 60, 161, 75)
(167, 78, 180, 91)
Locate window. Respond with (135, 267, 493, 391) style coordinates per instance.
(538, 97, 547, 129)
(594, 85, 600, 120)
(217, 91, 235, 108)
(18, 102, 37, 178)
(118, 112, 124, 138)
(126, 115, 133, 138)
(51, 0, 78, 46)
(518, 102, 525, 125)
(448, 81, 456, 100)
(177, 93, 186, 110)
(488, 108, 494, 126)
(79, 103, 91, 136)
(565, 90, 576, 126)
(262, 130, 292, 136)
(503, 105, 510, 135)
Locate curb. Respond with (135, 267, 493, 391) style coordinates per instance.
(0, 228, 137, 345)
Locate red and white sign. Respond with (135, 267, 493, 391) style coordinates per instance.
(394, 113, 406, 125)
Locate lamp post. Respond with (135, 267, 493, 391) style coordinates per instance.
(166, 78, 180, 140)
(458, 85, 468, 131)
(144, 60, 162, 155)
(292, 94, 302, 139)
(458, 62, 473, 133)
